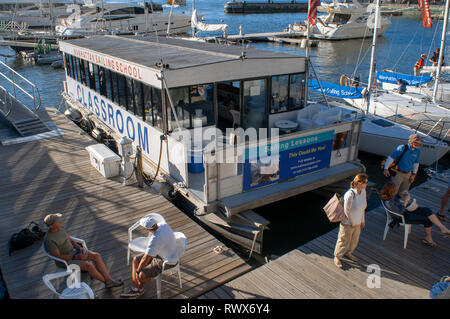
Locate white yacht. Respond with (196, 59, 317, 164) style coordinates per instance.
(291, 0, 391, 40)
(56, 3, 191, 36)
(59, 35, 365, 253)
(0, 0, 81, 30)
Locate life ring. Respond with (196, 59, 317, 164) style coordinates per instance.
(339, 74, 349, 87)
(333, 131, 348, 150)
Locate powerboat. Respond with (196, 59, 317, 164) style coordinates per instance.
(56, 2, 190, 36)
(0, 0, 81, 30)
(290, 0, 391, 40)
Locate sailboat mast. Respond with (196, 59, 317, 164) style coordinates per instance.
(366, 0, 381, 113)
(432, 0, 449, 103)
(192, 0, 196, 37)
(167, 0, 176, 35)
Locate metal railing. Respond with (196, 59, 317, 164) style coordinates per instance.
(0, 60, 41, 115)
(415, 118, 450, 142)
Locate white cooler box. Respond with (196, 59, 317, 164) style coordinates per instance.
(86, 144, 121, 178)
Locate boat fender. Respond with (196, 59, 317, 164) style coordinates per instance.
(339, 74, 349, 87)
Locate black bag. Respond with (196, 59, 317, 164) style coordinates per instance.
(8, 221, 46, 256)
(388, 217, 402, 229)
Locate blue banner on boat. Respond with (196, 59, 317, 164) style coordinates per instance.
(376, 71, 432, 86)
(243, 131, 334, 191)
(308, 80, 364, 99)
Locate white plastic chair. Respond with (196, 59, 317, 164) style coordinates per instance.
(127, 213, 166, 265)
(42, 266, 95, 299)
(156, 231, 187, 299)
(380, 199, 412, 249)
(43, 236, 88, 269)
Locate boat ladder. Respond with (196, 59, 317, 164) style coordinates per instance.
(0, 60, 49, 137)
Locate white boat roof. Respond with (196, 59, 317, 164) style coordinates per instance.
(59, 35, 306, 88)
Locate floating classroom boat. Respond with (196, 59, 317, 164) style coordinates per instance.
(59, 35, 364, 254)
(224, 0, 308, 14)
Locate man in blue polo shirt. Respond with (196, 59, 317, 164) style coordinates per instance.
(383, 134, 422, 195)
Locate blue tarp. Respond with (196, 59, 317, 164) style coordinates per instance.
(308, 80, 364, 99)
(376, 71, 432, 86)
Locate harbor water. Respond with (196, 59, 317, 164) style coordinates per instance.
(0, 0, 448, 264)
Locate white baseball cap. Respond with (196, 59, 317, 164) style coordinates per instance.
(139, 217, 157, 229)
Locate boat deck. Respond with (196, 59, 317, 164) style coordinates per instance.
(201, 172, 450, 299)
(385, 115, 450, 144)
(0, 107, 251, 299)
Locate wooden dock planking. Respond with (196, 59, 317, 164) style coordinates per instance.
(202, 173, 449, 299)
(0, 108, 251, 299)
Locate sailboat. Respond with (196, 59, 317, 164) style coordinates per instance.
(344, 0, 450, 123)
(305, 0, 448, 165)
(307, 80, 449, 165)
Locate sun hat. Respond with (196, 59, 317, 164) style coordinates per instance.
(421, 54, 427, 58)
(139, 216, 157, 230)
(405, 198, 418, 212)
(44, 213, 62, 227)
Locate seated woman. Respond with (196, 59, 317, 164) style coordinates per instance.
(393, 79, 406, 94)
(380, 182, 450, 247)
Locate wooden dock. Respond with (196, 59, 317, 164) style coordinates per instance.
(227, 31, 305, 42)
(201, 173, 450, 299)
(0, 107, 251, 299)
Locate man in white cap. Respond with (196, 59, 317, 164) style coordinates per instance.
(43, 213, 123, 288)
(120, 215, 178, 298)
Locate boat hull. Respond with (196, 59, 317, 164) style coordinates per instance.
(224, 1, 308, 13)
(359, 131, 448, 166)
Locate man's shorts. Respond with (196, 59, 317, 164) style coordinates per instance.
(54, 248, 87, 268)
(135, 253, 176, 278)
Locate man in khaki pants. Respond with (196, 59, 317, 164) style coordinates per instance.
(383, 134, 422, 195)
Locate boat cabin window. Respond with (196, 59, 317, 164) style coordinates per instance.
(168, 87, 190, 131)
(190, 84, 214, 127)
(243, 79, 268, 132)
(289, 73, 305, 110)
(270, 73, 305, 114)
(167, 84, 214, 131)
(371, 118, 394, 128)
(64, 53, 165, 132)
(332, 13, 351, 24)
(271, 75, 289, 113)
(143, 85, 164, 130)
(217, 81, 241, 132)
(106, 7, 144, 15)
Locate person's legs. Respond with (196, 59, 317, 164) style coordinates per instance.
(439, 187, 450, 220)
(86, 251, 114, 283)
(391, 172, 409, 195)
(334, 224, 354, 267)
(424, 227, 434, 244)
(346, 225, 362, 259)
(79, 261, 106, 283)
(120, 255, 146, 298)
(428, 214, 450, 234)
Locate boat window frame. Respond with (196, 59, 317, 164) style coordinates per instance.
(166, 82, 216, 133)
(269, 72, 306, 115)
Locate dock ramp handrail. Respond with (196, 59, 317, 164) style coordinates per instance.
(0, 60, 41, 115)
